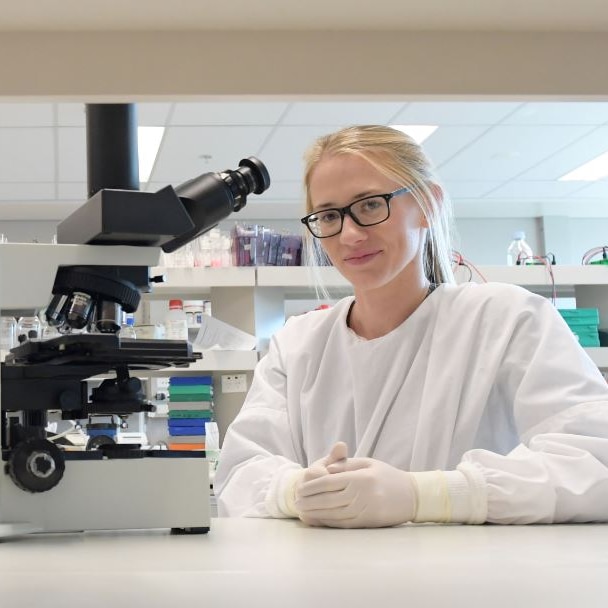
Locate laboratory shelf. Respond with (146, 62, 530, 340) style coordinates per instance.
(145, 265, 608, 299)
(584, 348, 608, 370)
(138, 265, 608, 379)
(145, 266, 256, 299)
(455, 264, 608, 287)
(256, 266, 349, 288)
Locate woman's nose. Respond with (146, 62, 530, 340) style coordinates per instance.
(339, 214, 367, 243)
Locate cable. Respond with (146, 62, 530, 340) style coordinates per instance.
(452, 250, 486, 283)
(454, 250, 557, 305)
(518, 254, 557, 305)
(582, 246, 608, 265)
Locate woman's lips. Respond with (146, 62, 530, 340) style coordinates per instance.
(343, 251, 381, 265)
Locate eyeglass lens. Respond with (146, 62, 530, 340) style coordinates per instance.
(307, 196, 389, 237)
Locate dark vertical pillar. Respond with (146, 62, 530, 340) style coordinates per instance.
(86, 104, 140, 198)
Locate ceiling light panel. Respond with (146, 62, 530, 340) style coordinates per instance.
(390, 124, 437, 143)
(138, 126, 165, 183)
(559, 150, 608, 181)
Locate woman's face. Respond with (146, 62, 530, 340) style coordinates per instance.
(308, 153, 428, 294)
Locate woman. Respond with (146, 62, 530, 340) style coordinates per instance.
(215, 125, 608, 527)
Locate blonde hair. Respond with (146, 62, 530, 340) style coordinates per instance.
(303, 125, 455, 284)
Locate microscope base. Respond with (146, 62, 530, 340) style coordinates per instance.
(0, 456, 210, 537)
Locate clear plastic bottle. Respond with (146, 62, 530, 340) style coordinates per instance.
(0, 317, 17, 350)
(39, 308, 61, 341)
(16, 315, 41, 343)
(506, 231, 534, 266)
(119, 314, 137, 339)
(165, 299, 188, 341)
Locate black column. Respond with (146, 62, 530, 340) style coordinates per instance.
(86, 104, 140, 198)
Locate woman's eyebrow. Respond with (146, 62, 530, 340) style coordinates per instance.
(312, 190, 376, 210)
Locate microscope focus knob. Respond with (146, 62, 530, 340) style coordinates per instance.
(7, 438, 66, 493)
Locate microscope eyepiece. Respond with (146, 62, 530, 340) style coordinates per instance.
(161, 156, 271, 253)
(221, 157, 271, 212)
(236, 157, 271, 195)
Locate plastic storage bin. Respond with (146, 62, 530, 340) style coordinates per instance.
(558, 308, 600, 347)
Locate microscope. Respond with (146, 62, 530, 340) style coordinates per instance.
(0, 104, 270, 537)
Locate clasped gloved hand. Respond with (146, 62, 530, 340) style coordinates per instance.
(295, 454, 418, 528)
(282, 442, 348, 519)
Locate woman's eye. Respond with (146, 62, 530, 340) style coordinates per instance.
(362, 198, 382, 211)
(320, 211, 340, 223)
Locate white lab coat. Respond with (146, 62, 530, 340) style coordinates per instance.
(215, 282, 608, 523)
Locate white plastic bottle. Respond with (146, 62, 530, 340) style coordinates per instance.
(506, 231, 534, 266)
(183, 300, 204, 328)
(165, 299, 188, 341)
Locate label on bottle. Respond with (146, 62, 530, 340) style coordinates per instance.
(165, 319, 188, 341)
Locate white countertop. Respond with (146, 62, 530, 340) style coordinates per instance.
(0, 518, 607, 608)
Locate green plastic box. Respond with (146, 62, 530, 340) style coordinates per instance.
(558, 308, 600, 346)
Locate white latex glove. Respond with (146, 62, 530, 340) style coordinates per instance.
(281, 442, 348, 520)
(304, 441, 348, 482)
(295, 457, 417, 528)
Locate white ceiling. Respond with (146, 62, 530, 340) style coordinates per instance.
(1, 100, 608, 221)
(2, 2, 608, 221)
(1, 0, 608, 31)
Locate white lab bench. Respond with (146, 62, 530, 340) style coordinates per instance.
(0, 518, 607, 607)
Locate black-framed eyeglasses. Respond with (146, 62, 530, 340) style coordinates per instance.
(300, 186, 412, 239)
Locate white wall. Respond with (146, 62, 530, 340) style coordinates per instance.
(453, 217, 542, 265)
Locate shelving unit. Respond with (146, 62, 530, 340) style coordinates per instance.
(1, 263, 607, 445)
(22, 263, 593, 440)
(146, 267, 256, 299)
(143, 265, 608, 378)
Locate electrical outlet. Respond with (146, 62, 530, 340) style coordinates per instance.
(221, 374, 248, 393)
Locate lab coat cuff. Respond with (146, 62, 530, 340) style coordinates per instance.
(455, 462, 488, 523)
(412, 470, 487, 524)
(268, 466, 304, 518)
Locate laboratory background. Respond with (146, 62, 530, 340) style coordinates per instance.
(0, 3, 607, 604)
(2, 96, 608, 500)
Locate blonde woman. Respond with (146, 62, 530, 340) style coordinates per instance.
(215, 125, 608, 527)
